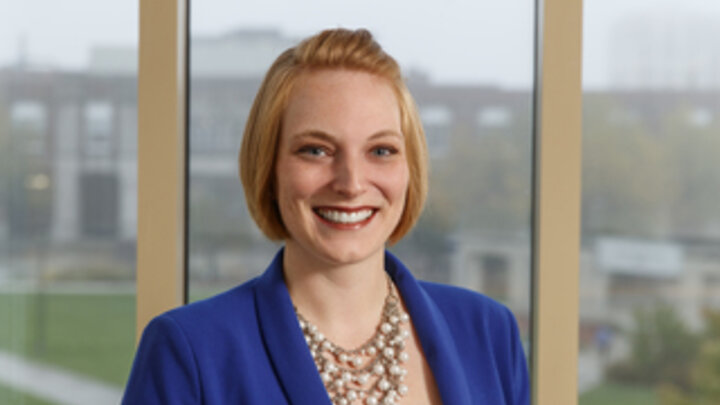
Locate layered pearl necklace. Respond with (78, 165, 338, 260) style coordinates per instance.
(295, 276, 411, 405)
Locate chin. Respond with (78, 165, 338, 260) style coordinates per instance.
(296, 235, 384, 267)
(319, 244, 383, 266)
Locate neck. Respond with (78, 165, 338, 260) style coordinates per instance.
(283, 242, 389, 348)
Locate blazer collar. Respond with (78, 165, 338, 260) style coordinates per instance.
(254, 249, 332, 405)
(385, 250, 474, 405)
(254, 248, 472, 405)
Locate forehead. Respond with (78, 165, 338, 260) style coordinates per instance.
(281, 69, 402, 138)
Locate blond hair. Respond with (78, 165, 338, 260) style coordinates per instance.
(239, 28, 428, 244)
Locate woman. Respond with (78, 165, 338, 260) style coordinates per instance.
(123, 28, 529, 405)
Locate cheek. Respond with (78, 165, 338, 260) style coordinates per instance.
(276, 165, 325, 209)
(375, 163, 410, 203)
(275, 177, 309, 233)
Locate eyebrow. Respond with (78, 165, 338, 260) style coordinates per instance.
(290, 129, 403, 143)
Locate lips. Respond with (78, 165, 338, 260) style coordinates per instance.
(313, 206, 377, 227)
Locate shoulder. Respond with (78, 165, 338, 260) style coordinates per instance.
(419, 280, 515, 319)
(158, 277, 260, 336)
(419, 281, 530, 403)
(163, 278, 257, 323)
(418, 280, 520, 339)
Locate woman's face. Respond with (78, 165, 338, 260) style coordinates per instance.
(275, 69, 409, 266)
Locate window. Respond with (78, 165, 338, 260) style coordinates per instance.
(11, 101, 47, 155)
(187, 0, 536, 356)
(84, 101, 114, 157)
(580, 1, 720, 402)
(477, 106, 512, 128)
(420, 105, 453, 158)
(0, 3, 138, 403)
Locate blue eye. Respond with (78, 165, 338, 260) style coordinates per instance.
(299, 145, 328, 157)
(371, 147, 396, 157)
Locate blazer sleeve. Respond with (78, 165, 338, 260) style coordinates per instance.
(122, 314, 201, 405)
(507, 306, 530, 405)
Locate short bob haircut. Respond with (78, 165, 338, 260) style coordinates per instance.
(239, 28, 428, 245)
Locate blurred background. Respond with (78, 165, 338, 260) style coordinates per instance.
(0, 0, 719, 404)
(0, 1, 138, 404)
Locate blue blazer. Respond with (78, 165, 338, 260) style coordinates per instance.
(123, 249, 530, 404)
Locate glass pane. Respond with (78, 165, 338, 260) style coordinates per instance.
(189, 0, 534, 368)
(580, 1, 720, 403)
(0, 3, 138, 404)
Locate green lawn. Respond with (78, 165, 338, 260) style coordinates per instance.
(0, 292, 136, 387)
(580, 383, 658, 405)
(0, 383, 55, 405)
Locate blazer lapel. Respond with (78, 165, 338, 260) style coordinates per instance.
(386, 251, 474, 405)
(254, 249, 332, 405)
(254, 248, 473, 405)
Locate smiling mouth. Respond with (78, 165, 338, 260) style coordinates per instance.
(313, 207, 376, 225)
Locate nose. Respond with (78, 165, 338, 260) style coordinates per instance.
(331, 153, 366, 197)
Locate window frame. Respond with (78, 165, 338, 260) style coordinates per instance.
(135, 0, 583, 403)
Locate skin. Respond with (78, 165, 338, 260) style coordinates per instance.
(275, 69, 441, 404)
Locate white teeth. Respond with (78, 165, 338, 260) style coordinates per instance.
(317, 208, 374, 224)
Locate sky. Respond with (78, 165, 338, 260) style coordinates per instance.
(1, 0, 720, 89)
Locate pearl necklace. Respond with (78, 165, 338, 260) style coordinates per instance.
(295, 276, 411, 405)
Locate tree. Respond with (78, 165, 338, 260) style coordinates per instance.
(608, 303, 700, 389)
(582, 96, 675, 238)
(428, 122, 530, 233)
(659, 309, 720, 405)
(661, 107, 720, 238)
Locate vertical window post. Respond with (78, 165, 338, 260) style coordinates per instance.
(532, 0, 583, 403)
(136, 0, 188, 341)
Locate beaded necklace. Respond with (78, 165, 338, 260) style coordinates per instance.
(295, 276, 410, 405)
